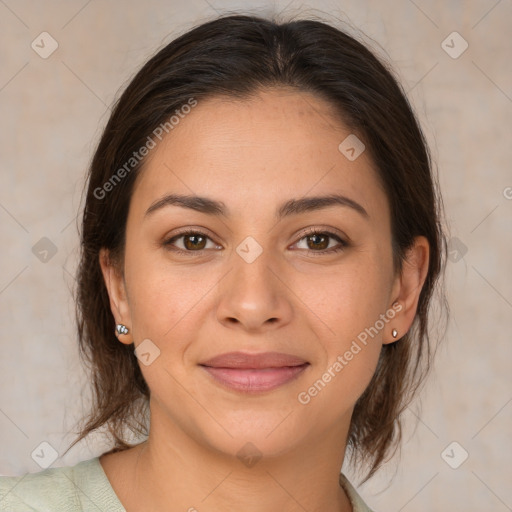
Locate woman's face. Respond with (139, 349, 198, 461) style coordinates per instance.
(101, 87, 413, 459)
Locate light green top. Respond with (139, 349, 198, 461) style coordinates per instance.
(0, 457, 374, 511)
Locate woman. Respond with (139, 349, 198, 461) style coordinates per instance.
(0, 13, 447, 512)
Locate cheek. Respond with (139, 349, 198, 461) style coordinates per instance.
(297, 275, 385, 416)
(298, 259, 389, 385)
(124, 249, 182, 340)
(125, 261, 199, 403)
(125, 251, 217, 362)
(297, 256, 390, 336)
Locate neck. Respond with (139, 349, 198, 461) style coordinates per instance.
(116, 402, 354, 512)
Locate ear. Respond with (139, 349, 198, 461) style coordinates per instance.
(99, 247, 133, 345)
(384, 235, 430, 345)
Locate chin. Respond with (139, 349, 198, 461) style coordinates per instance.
(192, 409, 311, 463)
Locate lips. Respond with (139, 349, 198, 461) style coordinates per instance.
(199, 351, 309, 393)
(199, 351, 308, 369)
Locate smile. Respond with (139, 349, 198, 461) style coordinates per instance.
(199, 364, 310, 393)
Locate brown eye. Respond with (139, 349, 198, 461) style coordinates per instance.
(183, 233, 207, 250)
(294, 229, 348, 254)
(306, 233, 329, 250)
(163, 230, 218, 253)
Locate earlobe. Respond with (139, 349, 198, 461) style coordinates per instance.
(384, 236, 430, 345)
(382, 301, 402, 345)
(99, 248, 133, 345)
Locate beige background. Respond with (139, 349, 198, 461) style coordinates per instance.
(1, 0, 511, 510)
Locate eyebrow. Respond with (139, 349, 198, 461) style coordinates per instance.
(144, 193, 369, 220)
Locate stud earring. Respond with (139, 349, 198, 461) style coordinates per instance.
(116, 324, 129, 336)
(392, 328, 398, 338)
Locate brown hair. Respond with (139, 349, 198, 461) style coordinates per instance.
(66, 13, 449, 483)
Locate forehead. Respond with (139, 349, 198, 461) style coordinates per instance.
(129, 87, 388, 224)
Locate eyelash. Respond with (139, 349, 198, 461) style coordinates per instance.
(163, 227, 348, 256)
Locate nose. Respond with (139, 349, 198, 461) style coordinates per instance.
(215, 246, 293, 333)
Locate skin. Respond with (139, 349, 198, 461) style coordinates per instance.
(99, 87, 429, 512)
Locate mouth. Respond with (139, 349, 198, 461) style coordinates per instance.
(199, 364, 310, 393)
(198, 351, 310, 394)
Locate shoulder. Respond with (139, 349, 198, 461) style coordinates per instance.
(0, 461, 82, 511)
(339, 473, 376, 512)
(0, 457, 125, 512)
